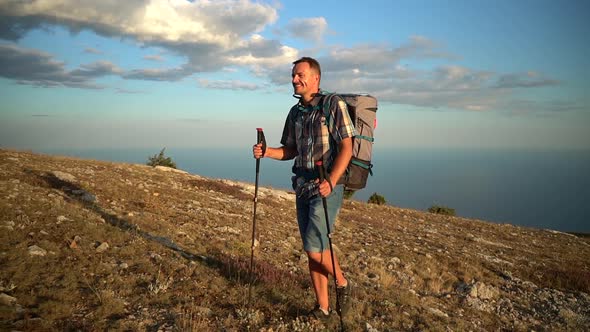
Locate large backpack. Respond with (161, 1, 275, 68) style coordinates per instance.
(322, 93, 378, 191)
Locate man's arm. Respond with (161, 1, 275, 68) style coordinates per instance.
(318, 137, 352, 197)
(253, 144, 297, 161)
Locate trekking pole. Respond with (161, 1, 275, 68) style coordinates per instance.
(316, 161, 345, 332)
(248, 128, 266, 306)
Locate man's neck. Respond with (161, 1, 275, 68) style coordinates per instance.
(300, 89, 320, 106)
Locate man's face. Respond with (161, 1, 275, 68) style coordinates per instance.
(292, 62, 319, 96)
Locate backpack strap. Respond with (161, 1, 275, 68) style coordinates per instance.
(351, 159, 374, 176)
(320, 92, 346, 178)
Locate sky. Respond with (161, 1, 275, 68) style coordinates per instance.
(1, 0, 589, 151)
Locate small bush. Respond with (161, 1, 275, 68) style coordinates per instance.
(368, 193, 386, 205)
(428, 205, 455, 216)
(343, 189, 355, 200)
(147, 148, 176, 169)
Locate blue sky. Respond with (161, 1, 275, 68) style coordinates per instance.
(1, 0, 589, 150)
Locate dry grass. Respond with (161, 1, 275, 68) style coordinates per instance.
(517, 261, 590, 294)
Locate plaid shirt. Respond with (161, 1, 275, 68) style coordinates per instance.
(281, 91, 357, 172)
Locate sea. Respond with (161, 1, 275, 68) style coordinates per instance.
(35, 147, 590, 234)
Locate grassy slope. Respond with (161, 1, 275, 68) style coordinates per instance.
(1, 149, 589, 331)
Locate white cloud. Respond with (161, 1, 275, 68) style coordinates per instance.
(0, 0, 278, 44)
(197, 78, 260, 91)
(285, 17, 328, 43)
(0, 43, 105, 88)
(0, 0, 289, 75)
(72, 60, 123, 77)
(123, 65, 191, 81)
(495, 71, 560, 88)
(144, 54, 164, 62)
(0, 42, 185, 85)
(84, 47, 102, 55)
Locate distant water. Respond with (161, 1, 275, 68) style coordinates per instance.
(36, 147, 590, 233)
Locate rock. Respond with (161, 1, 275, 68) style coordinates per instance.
(57, 215, 68, 223)
(28, 245, 47, 256)
(428, 307, 449, 318)
(215, 226, 240, 235)
(82, 193, 97, 202)
(0, 293, 17, 306)
(70, 236, 82, 249)
(155, 165, 188, 174)
(367, 272, 379, 280)
(1, 225, 14, 231)
(299, 253, 308, 263)
(194, 306, 213, 317)
(52, 171, 76, 182)
(69, 189, 96, 202)
(73, 190, 97, 203)
(119, 262, 129, 269)
(95, 242, 109, 253)
(471, 282, 499, 300)
(365, 322, 379, 332)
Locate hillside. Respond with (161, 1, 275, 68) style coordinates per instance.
(1, 149, 589, 331)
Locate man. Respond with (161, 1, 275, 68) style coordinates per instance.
(252, 57, 354, 322)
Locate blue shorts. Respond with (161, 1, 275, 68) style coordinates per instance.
(296, 185, 344, 252)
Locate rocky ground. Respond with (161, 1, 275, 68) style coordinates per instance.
(1, 149, 589, 331)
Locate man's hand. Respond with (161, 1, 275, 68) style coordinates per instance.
(317, 178, 333, 197)
(252, 143, 264, 159)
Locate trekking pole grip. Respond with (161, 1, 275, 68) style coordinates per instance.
(255, 128, 264, 173)
(315, 160, 325, 182)
(316, 160, 334, 192)
(256, 128, 264, 144)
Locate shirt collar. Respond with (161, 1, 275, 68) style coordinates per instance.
(296, 90, 326, 112)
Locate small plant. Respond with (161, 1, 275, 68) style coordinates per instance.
(368, 192, 386, 205)
(148, 268, 174, 294)
(147, 148, 177, 169)
(0, 280, 17, 292)
(343, 189, 355, 200)
(428, 205, 456, 216)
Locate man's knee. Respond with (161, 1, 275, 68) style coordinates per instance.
(307, 250, 327, 264)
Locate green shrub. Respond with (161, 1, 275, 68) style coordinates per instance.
(343, 189, 355, 200)
(367, 193, 386, 205)
(147, 148, 177, 169)
(428, 205, 455, 216)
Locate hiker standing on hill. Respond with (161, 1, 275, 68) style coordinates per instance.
(252, 57, 354, 321)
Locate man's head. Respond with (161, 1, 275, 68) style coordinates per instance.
(292, 57, 321, 101)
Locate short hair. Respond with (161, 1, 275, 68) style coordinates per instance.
(293, 57, 321, 78)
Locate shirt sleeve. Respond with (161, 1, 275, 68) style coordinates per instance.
(280, 106, 298, 148)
